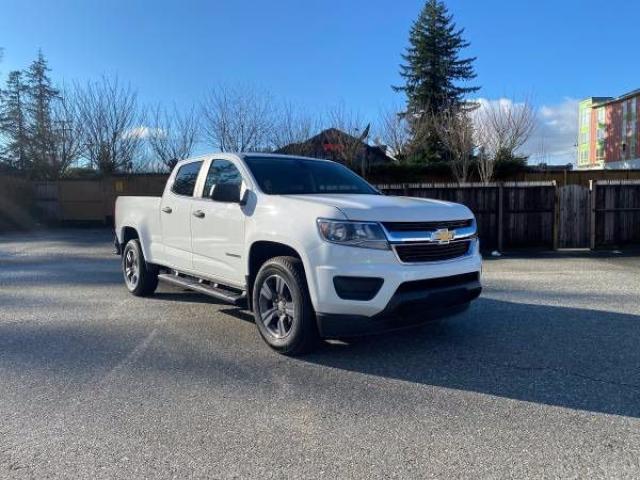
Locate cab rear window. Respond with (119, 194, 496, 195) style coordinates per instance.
(171, 161, 202, 196)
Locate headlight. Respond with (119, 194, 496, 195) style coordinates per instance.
(316, 219, 389, 250)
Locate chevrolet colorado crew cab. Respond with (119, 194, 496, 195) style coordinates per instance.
(115, 153, 482, 355)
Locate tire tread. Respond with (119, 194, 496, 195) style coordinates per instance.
(123, 239, 158, 297)
(252, 256, 318, 355)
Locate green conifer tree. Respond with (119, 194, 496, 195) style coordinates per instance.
(25, 50, 59, 178)
(395, 0, 479, 161)
(0, 70, 30, 172)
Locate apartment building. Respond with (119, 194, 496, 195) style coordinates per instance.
(577, 90, 640, 169)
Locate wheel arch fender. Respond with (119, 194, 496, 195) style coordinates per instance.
(245, 237, 318, 312)
(119, 224, 152, 261)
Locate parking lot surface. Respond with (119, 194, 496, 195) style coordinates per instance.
(1, 229, 639, 479)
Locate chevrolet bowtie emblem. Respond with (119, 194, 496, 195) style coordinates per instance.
(432, 228, 455, 244)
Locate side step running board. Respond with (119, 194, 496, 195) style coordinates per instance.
(158, 273, 246, 306)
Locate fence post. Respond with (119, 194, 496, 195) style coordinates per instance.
(55, 181, 62, 223)
(497, 183, 504, 252)
(552, 180, 559, 250)
(589, 180, 596, 250)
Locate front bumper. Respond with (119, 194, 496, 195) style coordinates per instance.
(308, 238, 482, 314)
(306, 237, 482, 337)
(316, 272, 481, 337)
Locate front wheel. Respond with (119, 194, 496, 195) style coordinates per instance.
(122, 239, 158, 297)
(252, 256, 319, 355)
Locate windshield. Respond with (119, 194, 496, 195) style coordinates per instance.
(244, 156, 379, 195)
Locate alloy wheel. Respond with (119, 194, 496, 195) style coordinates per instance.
(124, 247, 139, 288)
(258, 274, 295, 339)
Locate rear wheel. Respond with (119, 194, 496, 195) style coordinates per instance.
(122, 239, 158, 297)
(252, 256, 318, 355)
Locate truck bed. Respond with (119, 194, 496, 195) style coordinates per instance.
(115, 196, 163, 260)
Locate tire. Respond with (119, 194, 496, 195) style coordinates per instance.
(122, 239, 158, 297)
(252, 256, 319, 355)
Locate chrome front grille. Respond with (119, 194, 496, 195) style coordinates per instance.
(382, 218, 476, 263)
(382, 219, 473, 232)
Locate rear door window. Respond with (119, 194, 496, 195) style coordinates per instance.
(171, 161, 203, 196)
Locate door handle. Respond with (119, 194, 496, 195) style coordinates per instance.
(193, 210, 205, 219)
(161, 206, 172, 214)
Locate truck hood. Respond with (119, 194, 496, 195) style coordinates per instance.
(284, 194, 473, 222)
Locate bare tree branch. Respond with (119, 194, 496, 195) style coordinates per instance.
(473, 98, 536, 183)
(474, 122, 493, 184)
(201, 85, 274, 152)
(377, 106, 411, 160)
(325, 105, 370, 175)
(49, 85, 84, 177)
(147, 104, 199, 170)
(269, 101, 318, 154)
(432, 106, 475, 183)
(75, 76, 145, 174)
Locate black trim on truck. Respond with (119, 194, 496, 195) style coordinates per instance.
(113, 232, 122, 255)
(333, 276, 384, 301)
(316, 272, 481, 337)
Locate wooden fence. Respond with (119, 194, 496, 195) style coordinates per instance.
(31, 175, 167, 225)
(2, 174, 640, 250)
(520, 169, 640, 187)
(376, 182, 557, 250)
(367, 168, 640, 187)
(376, 180, 640, 250)
(558, 184, 590, 248)
(592, 180, 640, 248)
(0, 176, 35, 231)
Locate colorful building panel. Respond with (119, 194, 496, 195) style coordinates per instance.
(577, 90, 640, 169)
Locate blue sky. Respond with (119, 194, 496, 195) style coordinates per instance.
(2, 0, 639, 163)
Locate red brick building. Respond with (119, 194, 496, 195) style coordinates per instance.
(577, 90, 640, 169)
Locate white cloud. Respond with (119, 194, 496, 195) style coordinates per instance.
(122, 126, 164, 140)
(529, 98, 579, 165)
(472, 97, 579, 165)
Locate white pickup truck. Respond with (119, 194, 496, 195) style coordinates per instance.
(115, 153, 482, 354)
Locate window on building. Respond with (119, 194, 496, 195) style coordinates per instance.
(629, 99, 637, 159)
(579, 149, 589, 164)
(581, 108, 590, 128)
(621, 103, 628, 159)
(579, 131, 588, 144)
(597, 108, 605, 124)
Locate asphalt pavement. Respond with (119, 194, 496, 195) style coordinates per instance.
(1, 229, 639, 479)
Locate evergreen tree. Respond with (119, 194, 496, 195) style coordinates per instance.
(25, 50, 59, 178)
(0, 70, 30, 172)
(395, 0, 479, 161)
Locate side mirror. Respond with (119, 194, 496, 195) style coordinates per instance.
(211, 183, 243, 203)
(239, 188, 250, 206)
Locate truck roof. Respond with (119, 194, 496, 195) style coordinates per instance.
(175, 152, 335, 166)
